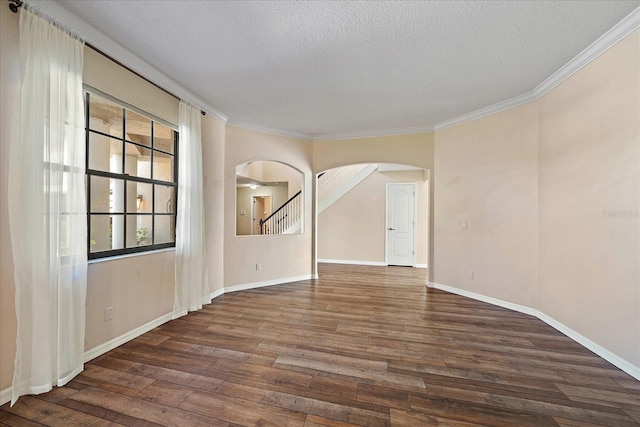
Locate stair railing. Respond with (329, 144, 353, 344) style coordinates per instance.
(260, 190, 302, 234)
(317, 164, 368, 207)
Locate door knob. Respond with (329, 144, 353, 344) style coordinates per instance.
(388, 227, 395, 231)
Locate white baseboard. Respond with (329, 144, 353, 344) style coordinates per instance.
(84, 312, 173, 363)
(210, 287, 224, 300)
(428, 282, 539, 317)
(318, 259, 387, 267)
(428, 282, 640, 381)
(0, 312, 176, 406)
(319, 259, 429, 269)
(0, 276, 312, 406)
(224, 274, 313, 294)
(0, 386, 11, 406)
(85, 276, 311, 362)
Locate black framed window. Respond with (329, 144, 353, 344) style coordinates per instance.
(85, 91, 178, 259)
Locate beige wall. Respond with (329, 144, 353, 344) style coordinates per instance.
(433, 30, 640, 369)
(318, 169, 429, 265)
(263, 161, 303, 197)
(1, 5, 19, 392)
(236, 184, 288, 235)
(313, 133, 434, 172)
(538, 30, 640, 367)
(84, 47, 179, 125)
(224, 125, 313, 287)
(434, 102, 539, 308)
(313, 133, 435, 281)
(85, 252, 175, 351)
(2, 2, 637, 395)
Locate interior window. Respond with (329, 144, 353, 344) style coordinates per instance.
(236, 161, 303, 236)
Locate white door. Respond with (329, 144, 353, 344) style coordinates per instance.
(386, 183, 416, 266)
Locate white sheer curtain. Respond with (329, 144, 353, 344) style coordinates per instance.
(8, 4, 86, 405)
(174, 102, 210, 317)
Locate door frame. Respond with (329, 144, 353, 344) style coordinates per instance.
(251, 194, 272, 235)
(385, 182, 417, 267)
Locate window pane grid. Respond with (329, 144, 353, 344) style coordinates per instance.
(85, 91, 177, 259)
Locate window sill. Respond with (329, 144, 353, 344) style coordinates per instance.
(88, 247, 175, 264)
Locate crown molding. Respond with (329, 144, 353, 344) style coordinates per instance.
(435, 6, 640, 132)
(29, 0, 228, 124)
(534, 6, 640, 97)
(433, 92, 536, 132)
(311, 124, 434, 142)
(28, 2, 640, 140)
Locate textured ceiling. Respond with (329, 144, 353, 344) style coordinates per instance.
(56, 0, 639, 139)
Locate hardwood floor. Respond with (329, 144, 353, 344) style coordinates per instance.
(2, 263, 639, 426)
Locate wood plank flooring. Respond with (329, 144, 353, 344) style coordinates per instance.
(2, 263, 639, 426)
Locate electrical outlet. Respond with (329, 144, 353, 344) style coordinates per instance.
(256, 264, 262, 271)
(468, 271, 474, 279)
(104, 306, 114, 321)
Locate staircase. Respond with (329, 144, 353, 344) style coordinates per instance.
(318, 163, 378, 214)
(260, 190, 302, 234)
(259, 163, 377, 235)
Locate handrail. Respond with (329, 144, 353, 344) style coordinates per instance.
(260, 190, 302, 234)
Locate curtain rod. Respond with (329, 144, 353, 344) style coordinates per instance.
(8, 0, 206, 116)
(8, 0, 23, 13)
(85, 43, 179, 101)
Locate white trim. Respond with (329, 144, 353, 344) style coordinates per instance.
(251, 194, 272, 236)
(428, 282, 640, 381)
(210, 288, 225, 300)
(0, 387, 11, 406)
(428, 282, 538, 316)
(30, 0, 228, 123)
(318, 259, 387, 267)
(83, 312, 173, 363)
(224, 274, 313, 293)
(533, 6, 640, 97)
(29, 1, 640, 142)
(434, 6, 640, 132)
(0, 277, 312, 406)
(433, 92, 536, 132)
(88, 247, 175, 264)
(416, 264, 428, 269)
(311, 125, 433, 142)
